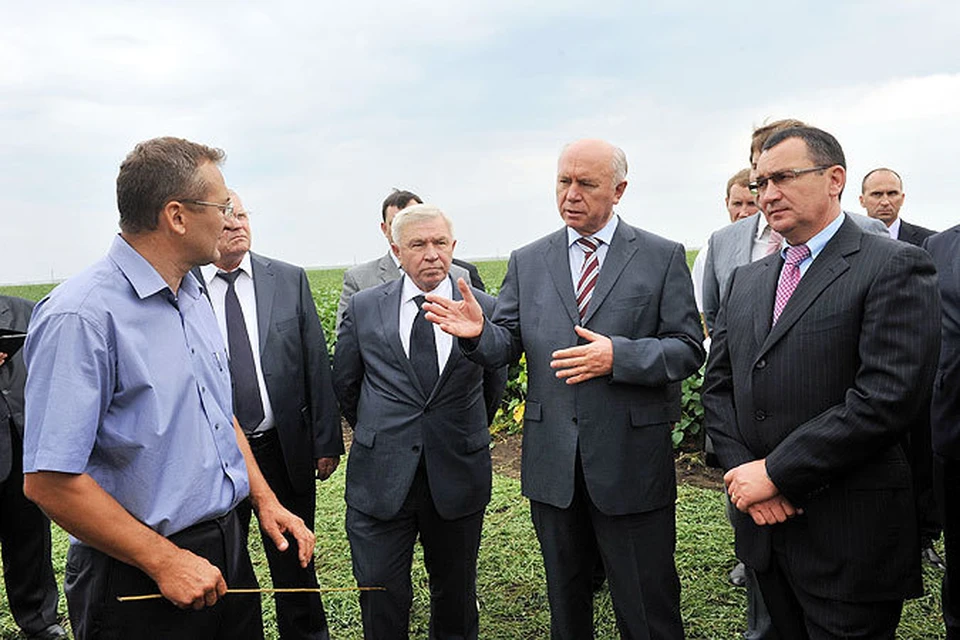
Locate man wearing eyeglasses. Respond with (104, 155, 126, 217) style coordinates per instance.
(196, 190, 342, 640)
(703, 126, 940, 638)
(22, 137, 315, 640)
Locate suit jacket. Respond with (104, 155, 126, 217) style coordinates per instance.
(702, 216, 940, 602)
(0, 295, 34, 482)
(195, 253, 343, 494)
(924, 225, 960, 459)
(897, 219, 936, 247)
(465, 219, 705, 515)
(334, 276, 507, 521)
(702, 212, 889, 334)
(336, 252, 473, 328)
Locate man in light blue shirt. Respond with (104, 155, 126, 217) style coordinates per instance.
(22, 137, 315, 640)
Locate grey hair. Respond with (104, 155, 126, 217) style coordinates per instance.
(391, 203, 455, 245)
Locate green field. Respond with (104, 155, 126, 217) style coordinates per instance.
(0, 258, 948, 638)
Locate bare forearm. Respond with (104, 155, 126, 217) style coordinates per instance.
(24, 471, 179, 576)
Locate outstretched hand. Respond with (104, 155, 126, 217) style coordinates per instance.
(423, 278, 485, 338)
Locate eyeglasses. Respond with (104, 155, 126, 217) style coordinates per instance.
(180, 199, 237, 219)
(749, 166, 831, 195)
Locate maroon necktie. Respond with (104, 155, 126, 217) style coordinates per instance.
(575, 237, 600, 320)
(772, 244, 810, 325)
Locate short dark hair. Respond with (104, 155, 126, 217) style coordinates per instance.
(726, 168, 752, 198)
(381, 189, 423, 221)
(116, 137, 225, 234)
(861, 167, 903, 193)
(761, 126, 846, 170)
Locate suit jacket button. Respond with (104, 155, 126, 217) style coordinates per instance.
(412, 445, 421, 453)
(572, 417, 578, 424)
(755, 359, 766, 369)
(755, 410, 766, 421)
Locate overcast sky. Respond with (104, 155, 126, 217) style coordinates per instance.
(2, 1, 959, 284)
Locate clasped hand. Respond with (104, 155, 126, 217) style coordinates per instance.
(724, 459, 801, 526)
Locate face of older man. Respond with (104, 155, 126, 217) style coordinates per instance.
(755, 137, 844, 245)
(556, 140, 627, 235)
(726, 184, 759, 222)
(215, 192, 252, 270)
(859, 170, 904, 227)
(392, 215, 456, 292)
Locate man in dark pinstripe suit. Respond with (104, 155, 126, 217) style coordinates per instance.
(703, 126, 941, 639)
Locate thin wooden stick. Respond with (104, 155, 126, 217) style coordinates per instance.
(117, 586, 385, 602)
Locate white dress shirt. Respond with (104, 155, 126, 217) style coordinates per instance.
(887, 217, 902, 240)
(399, 274, 453, 374)
(566, 214, 620, 290)
(200, 254, 276, 432)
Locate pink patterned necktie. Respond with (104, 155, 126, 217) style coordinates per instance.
(772, 243, 810, 325)
(576, 237, 600, 320)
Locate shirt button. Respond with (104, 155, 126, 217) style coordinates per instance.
(201, 386, 206, 393)
(755, 359, 767, 370)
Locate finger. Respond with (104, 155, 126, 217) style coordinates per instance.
(551, 344, 587, 360)
(573, 325, 599, 341)
(296, 527, 316, 567)
(216, 573, 228, 597)
(264, 522, 290, 553)
(204, 587, 219, 608)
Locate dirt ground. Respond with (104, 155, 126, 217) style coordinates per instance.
(491, 433, 725, 491)
(343, 427, 725, 492)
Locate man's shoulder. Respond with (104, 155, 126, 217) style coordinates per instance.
(250, 252, 306, 279)
(713, 214, 758, 243)
(922, 224, 960, 254)
(0, 294, 35, 317)
(900, 220, 937, 240)
(344, 254, 389, 277)
(39, 257, 122, 318)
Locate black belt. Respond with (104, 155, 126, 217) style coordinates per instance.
(244, 428, 278, 452)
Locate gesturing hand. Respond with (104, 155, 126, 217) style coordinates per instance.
(549, 326, 614, 384)
(423, 278, 485, 338)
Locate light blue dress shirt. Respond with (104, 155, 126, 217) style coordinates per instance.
(23, 235, 249, 539)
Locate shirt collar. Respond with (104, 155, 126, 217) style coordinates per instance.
(566, 213, 619, 247)
(887, 217, 902, 239)
(200, 251, 252, 283)
(754, 213, 772, 241)
(109, 235, 202, 301)
(783, 211, 845, 261)
(401, 272, 453, 304)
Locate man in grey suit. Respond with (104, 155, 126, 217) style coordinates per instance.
(198, 190, 343, 640)
(703, 126, 940, 637)
(426, 139, 704, 639)
(860, 168, 936, 246)
(336, 189, 480, 328)
(334, 204, 506, 639)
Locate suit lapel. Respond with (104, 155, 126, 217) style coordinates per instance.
(751, 255, 781, 348)
(581, 222, 638, 325)
(544, 229, 581, 325)
(378, 279, 424, 396)
(0, 298, 12, 332)
(758, 218, 859, 356)
(250, 253, 276, 354)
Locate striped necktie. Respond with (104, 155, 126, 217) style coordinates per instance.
(576, 237, 600, 320)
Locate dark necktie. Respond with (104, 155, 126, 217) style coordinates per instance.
(217, 270, 264, 431)
(410, 295, 439, 393)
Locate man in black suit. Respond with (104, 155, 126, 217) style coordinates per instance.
(426, 139, 704, 639)
(923, 226, 960, 637)
(333, 203, 506, 639)
(197, 190, 343, 640)
(860, 168, 936, 245)
(703, 126, 941, 638)
(0, 295, 67, 640)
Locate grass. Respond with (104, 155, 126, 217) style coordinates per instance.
(0, 258, 949, 638)
(0, 474, 947, 639)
